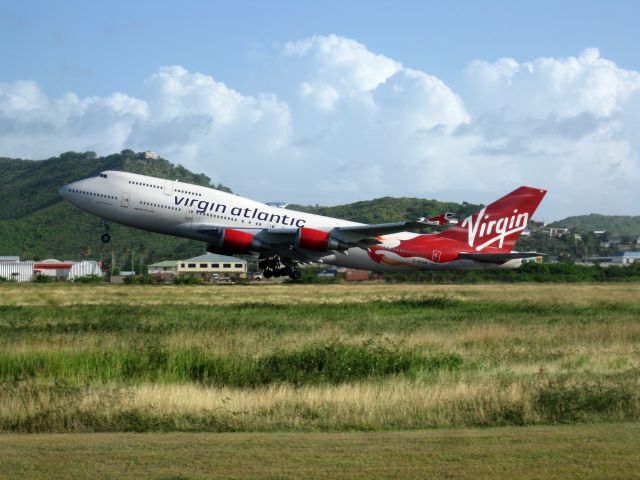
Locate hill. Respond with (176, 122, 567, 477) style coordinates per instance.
(550, 214, 640, 238)
(288, 197, 480, 225)
(0, 151, 486, 266)
(4, 150, 635, 267)
(0, 151, 231, 264)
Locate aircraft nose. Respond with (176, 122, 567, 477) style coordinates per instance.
(58, 183, 70, 200)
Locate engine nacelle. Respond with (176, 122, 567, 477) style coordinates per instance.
(207, 228, 266, 254)
(295, 227, 349, 252)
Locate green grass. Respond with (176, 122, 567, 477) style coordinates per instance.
(1, 424, 639, 479)
(1, 298, 638, 335)
(0, 284, 638, 432)
(0, 341, 470, 386)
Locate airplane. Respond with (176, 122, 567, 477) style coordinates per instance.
(59, 171, 547, 279)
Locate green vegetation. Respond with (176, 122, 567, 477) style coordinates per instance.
(289, 196, 481, 225)
(173, 275, 204, 285)
(0, 284, 638, 433)
(123, 274, 158, 284)
(0, 342, 469, 387)
(2, 424, 638, 479)
(383, 261, 640, 283)
(551, 213, 640, 237)
(72, 275, 103, 284)
(0, 150, 230, 261)
(3, 151, 639, 267)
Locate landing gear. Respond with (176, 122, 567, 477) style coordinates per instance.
(289, 269, 301, 280)
(258, 255, 301, 280)
(101, 221, 111, 243)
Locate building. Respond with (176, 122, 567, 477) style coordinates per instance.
(586, 252, 640, 266)
(0, 260, 34, 282)
(147, 260, 178, 275)
(147, 260, 178, 282)
(33, 259, 102, 280)
(614, 252, 640, 265)
(177, 253, 247, 280)
(266, 201, 288, 208)
(344, 269, 370, 281)
(545, 227, 569, 237)
(0, 258, 101, 282)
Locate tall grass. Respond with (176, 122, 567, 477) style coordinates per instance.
(2, 373, 638, 432)
(0, 284, 638, 432)
(0, 341, 470, 386)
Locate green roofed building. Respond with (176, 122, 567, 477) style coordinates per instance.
(147, 260, 178, 275)
(177, 253, 247, 280)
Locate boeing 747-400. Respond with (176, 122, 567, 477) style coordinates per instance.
(60, 171, 546, 279)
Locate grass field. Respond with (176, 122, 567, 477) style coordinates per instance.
(1, 423, 639, 479)
(1, 283, 638, 478)
(0, 283, 638, 432)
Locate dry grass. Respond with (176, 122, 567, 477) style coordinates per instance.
(2, 282, 640, 306)
(2, 372, 639, 432)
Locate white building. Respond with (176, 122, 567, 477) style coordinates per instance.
(613, 252, 640, 265)
(0, 261, 34, 282)
(33, 259, 102, 280)
(178, 253, 247, 280)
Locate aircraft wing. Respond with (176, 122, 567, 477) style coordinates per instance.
(195, 221, 430, 249)
(333, 220, 431, 237)
(457, 252, 543, 263)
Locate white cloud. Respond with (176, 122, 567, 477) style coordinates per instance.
(463, 48, 640, 118)
(1, 36, 639, 218)
(282, 34, 401, 94)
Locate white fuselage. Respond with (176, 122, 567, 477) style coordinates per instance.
(60, 171, 521, 271)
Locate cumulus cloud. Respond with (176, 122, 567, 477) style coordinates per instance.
(1, 36, 639, 218)
(463, 48, 640, 118)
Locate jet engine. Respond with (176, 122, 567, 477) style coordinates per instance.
(295, 227, 349, 252)
(206, 228, 266, 254)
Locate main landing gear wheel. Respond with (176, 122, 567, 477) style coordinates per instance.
(101, 233, 111, 243)
(258, 255, 301, 280)
(289, 269, 301, 280)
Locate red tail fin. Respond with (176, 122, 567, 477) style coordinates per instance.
(437, 186, 547, 252)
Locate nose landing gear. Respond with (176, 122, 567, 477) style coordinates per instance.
(101, 221, 111, 243)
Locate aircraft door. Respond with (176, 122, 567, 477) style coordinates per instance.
(432, 250, 441, 263)
(121, 193, 130, 208)
(185, 207, 194, 221)
(163, 180, 174, 196)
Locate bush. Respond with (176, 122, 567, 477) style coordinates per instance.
(174, 275, 203, 285)
(33, 274, 52, 283)
(535, 374, 639, 423)
(124, 274, 158, 285)
(73, 275, 103, 284)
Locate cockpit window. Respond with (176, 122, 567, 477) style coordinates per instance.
(99, 173, 108, 178)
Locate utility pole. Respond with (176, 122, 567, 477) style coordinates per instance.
(132, 250, 135, 275)
(111, 251, 115, 278)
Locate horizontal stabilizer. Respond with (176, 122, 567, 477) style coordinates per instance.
(458, 252, 544, 263)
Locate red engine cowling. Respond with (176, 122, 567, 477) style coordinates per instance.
(207, 228, 265, 254)
(295, 227, 348, 252)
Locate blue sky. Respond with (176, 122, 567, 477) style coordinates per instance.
(1, 1, 639, 219)
(2, 1, 638, 97)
